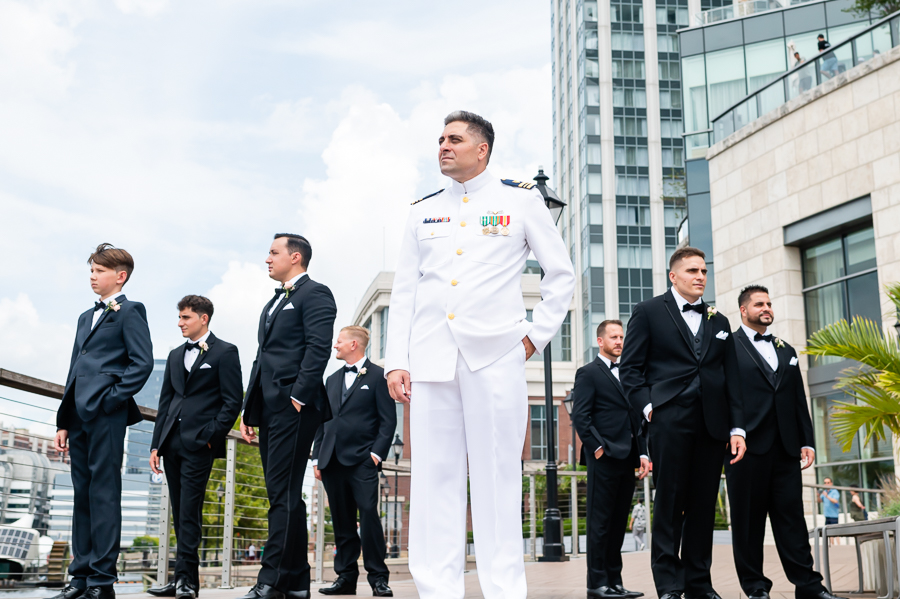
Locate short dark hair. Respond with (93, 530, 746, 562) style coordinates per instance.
(88, 243, 135, 284)
(668, 246, 706, 271)
(274, 233, 312, 268)
(738, 284, 770, 307)
(444, 110, 495, 162)
(818, 33, 825, 39)
(596, 319, 624, 338)
(177, 295, 214, 322)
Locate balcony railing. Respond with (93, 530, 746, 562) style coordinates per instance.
(0, 368, 888, 589)
(695, 0, 821, 26)
(711, 10, 900, 144)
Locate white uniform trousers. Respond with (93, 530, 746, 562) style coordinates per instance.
(408, 343, 528, 599)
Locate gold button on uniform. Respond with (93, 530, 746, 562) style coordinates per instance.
(456, 249, 463, 255)
(460, 221, 466, 227)
(451, 279, 458, 286)
(448, 313, 455, 320)
(463, 197, 469, 203)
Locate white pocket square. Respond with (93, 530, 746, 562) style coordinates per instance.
(360, 384, 369, 390)
(790, 356, 798, 366)
(716, 330, 729, 340)
(199, 363, 212, 369)
(282, 303, 294, 311)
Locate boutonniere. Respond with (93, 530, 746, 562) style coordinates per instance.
(199, 341, 209, 354)
(774, 337, 784, 348)
(357, 367, 367, 379)
(282, 283, 294, 299)
(104, 299, 121, 313)
(706, 305, 717, 320)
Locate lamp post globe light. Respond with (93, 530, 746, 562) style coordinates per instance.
(391, 433, 404, 559)
(533, 168, 568, 562)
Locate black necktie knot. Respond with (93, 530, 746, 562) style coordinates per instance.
(682, 302, 705, 314)
(754, 333, 774, 343)
(609, 362, 619, 370)
(343, 365, 358, 373)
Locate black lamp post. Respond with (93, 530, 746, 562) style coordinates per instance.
(391, 434, 404, 559)
(562, 392, 576, 466)
(380, 473, 390, 546)
(533, 168, 568, 562)
(216, 483, 225, 564)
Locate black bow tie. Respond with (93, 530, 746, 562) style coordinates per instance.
(754, 333, 774, 343)
(275, 287, 287, 295)
(343, 365, 358, 373)
(94, 301, 106, 311)
(609, 362, 619, 370)
(682, 303, 705, 314)
(185, 342, 199, 351)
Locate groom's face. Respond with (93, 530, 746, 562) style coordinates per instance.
(266, 237, 295, 282)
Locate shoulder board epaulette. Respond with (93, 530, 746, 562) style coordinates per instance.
(411, 189, 444, 205)
(501, 178, 535, 190)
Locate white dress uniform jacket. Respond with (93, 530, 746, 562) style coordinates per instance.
(385, 168, 575, 380)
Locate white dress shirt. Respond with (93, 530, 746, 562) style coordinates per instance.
(91, 292, 125, 329)
(272, 272, 309, 407)
(741, 324, 778, 370)
(311, 356, 382, 467)
(184, 330, 212, 371)
(596, 353, 648, 460)
(643, 287, 745, 438)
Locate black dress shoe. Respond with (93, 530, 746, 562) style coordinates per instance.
(176, 580, 198, 599)
(371, 580, 392, 597)
(748, 590, 770, 599)
(797, 591, 844, 599)
(685, 593, 722, 599)
(612, 585, 644, 598)
(659, 593, 683, 599)
(84, 587, 115, 599)
(148, 582, 177, 597)
(239, 585, 284, 599)
(285, 592, 309, 599)
(318, 578, 357, 595)
(588, 587, 627, 598)
(50, 586, 85, 599)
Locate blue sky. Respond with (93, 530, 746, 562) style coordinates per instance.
(0, 0, 553, 415)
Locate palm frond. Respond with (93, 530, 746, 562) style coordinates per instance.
(805, 316, 900, 372)
(885, 283, 900, 315)
(830, 383, 900, 451)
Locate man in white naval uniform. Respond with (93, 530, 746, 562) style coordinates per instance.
(385, 110, 575, 599)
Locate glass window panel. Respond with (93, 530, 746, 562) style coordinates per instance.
(706, 47, 747, 120)
(744, 12, 785, 44)
(584, 0, 597, 21)
(759, 80, 786, 116)
(746, 39, 788, 93)
(586, 114, 601, 135)
(585, 29, 598, 50)
(847, 271, 881, 324)
(588, 173, 602, 194)
(786, 60, 817, 100)
(856, 23, 894, 63)
(681, 29, 704, 56)
(845, 227, 876, 274)
(805, 281, 846, 335)
(586, 58, 599, 77)
(784, 4, 826, 36)
(589, 203, 603, 225)
(826, 0, 863, 27)
(587, 143, 601, 164)
(705, 21, 744, 52)
(590, 243, 605, 267)
(683, 55, 709, 133)
(586, 84, 600, 106)
(819, 33, 856, 79)
(803, 238, 845, 286)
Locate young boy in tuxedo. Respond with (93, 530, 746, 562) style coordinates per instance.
(54, 243, 153, 599)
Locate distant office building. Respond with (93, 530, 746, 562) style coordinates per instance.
(0, 449, 53, 533)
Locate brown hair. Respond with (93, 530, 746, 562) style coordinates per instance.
(668, 246, 706, 271)
(274, 233, 312, 268)
(341, 325, 370, 349)
(177, 295, 215, 322)
(596, 319, 624, 338)
(88, 243, 135, 284)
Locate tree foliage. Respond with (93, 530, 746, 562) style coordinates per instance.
(848, 0, 900, 18)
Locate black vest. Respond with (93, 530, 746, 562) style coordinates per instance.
(674, 316, 705, 406)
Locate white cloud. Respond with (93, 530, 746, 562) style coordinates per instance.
(0, 294, 74, 384)
(205, 261, 274, 384)
(113, 0, 169, 17)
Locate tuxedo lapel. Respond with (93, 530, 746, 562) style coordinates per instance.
(172, 346, 187, 396)
(699, 307, 715, 363)
(263, 276, 310, 343)
(81, 295, 126, 348)
(328, 372, 343, 414)
(341, 359, 367, 408)
(185, 333, 216, 385)
(663, 290, 695, 355)
(736, 328, 776, 389)
(774, 343, 791, 390)
(75, 311, 92, 349)
(596, 359, 626, 401)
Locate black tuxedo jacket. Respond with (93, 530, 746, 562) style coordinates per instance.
(619, 288, 744, 441)
(151, 333, 243, 458)
(312, 359, 397, 470)
(242, 275, 337, 426)
(733, 327, 814, 457)
(58, 295, 152, 429)
(572, 357, 647, 466)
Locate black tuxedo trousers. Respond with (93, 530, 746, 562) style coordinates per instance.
(649, 397, 726, 596)
(321, 459, 388, 585)
(725, 442, 824, 595)
(161, 423, 216, 586)
(585, 446, 638, 589)
(258, 401, 322, 593)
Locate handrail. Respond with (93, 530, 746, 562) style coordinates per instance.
(709, 9, 900, 143)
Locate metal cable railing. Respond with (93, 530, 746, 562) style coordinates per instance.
(710, 10, 900, 143)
